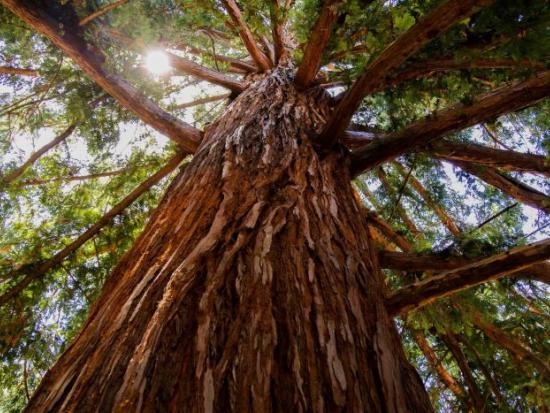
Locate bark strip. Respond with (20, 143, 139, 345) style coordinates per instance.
(1, 0, 202, 153)
(387, 238, 550, 315)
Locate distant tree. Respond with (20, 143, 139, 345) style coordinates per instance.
(0, 0, 548, 411)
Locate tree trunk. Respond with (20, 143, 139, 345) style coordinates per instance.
(26, 69, 432, 412)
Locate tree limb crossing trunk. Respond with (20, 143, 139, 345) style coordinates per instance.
(26, 70, 432, 412)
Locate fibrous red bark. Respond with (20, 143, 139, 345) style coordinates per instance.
(26, 70, 432, 412)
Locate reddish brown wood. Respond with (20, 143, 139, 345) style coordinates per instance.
(270, 0, 288, 63)
(1, 0, 202, 153)
(221, 0, 272, 71)
(25, 70, 433, 412)
(454, 161, 550, 214)
(1, 123, 77, 185)
(167, 52, 245, 93)
(0, 65, 38, 76)
(175, 93, 231, 110)
(0, 153, 185, 307)
(379, 251, 550, 285)
(294, 0, 344, 89)
(320, 0, 494, 147)
(431, 140, 550, 177)
(387, 238, 550, 316)
(350, 70, 550, 175)
(413, 331, 465, 399)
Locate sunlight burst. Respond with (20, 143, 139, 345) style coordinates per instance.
(145, 50, 171, 75)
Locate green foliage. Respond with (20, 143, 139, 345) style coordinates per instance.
(0, 0, 549, 411)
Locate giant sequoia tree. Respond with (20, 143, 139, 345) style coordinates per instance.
(0, 0, 549, 411)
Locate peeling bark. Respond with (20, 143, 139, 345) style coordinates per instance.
(26, 70, 432, 412)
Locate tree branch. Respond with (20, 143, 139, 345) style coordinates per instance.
(174, 93, 231, 110)
(79, 0, 129, 26)
(1, 123, 77, 186)
(319, 0, 493, 147)
(0, 65, 38, 76)
(105, 29, 246, 93)
(430, 141, 550, 177)
(294, 0, 344, 89)
(393, 162, 461, 236)
(386, 238, 550, 316)
(167, 52, 245, 93)
(413, 331, 465, 399)
(1, 0, 202, 153)
(453, 161, 550, 214)
(377, 167, 420, 237)
(270, 0, 288, 63)
(221, 0, 272, 71)
(379, 250, 550, 285)
(0, 152, 185, 306)
(440, 332, 486, 411)
(350, 70, 550, 176)
(472, 314, 550, 383)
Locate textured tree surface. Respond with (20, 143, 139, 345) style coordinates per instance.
(1, 0, 549, 411)
(27, 71, 432, 412)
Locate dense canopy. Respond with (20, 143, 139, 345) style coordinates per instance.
(0, 0, 549, 411)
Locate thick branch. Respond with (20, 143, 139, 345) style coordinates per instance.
(350, 70, 550, 175)
(78, 0, 129, 26)
(294, 0, 344, 88)
(366, 211, 412, 252)
(177, 43, 257, 73)
(430, 141, 550, 177)
(387, 238, 550, 315)
(0, 153, 185, 306)
(167, 52, 245, 93)
(1, 0, 202, 153)
(384, 58, 546, 90)
(270, 0, 287, 62)
(0, 65, 38, 76)
(378, 251, 550, 284)
(1, 123, 77, 185)
(320, 0, 493, 146)
(105, 29, 246, 93)
(345, 132, 550, 177)
(221, 0, 272, 71)
(454, 161, 550, 214)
